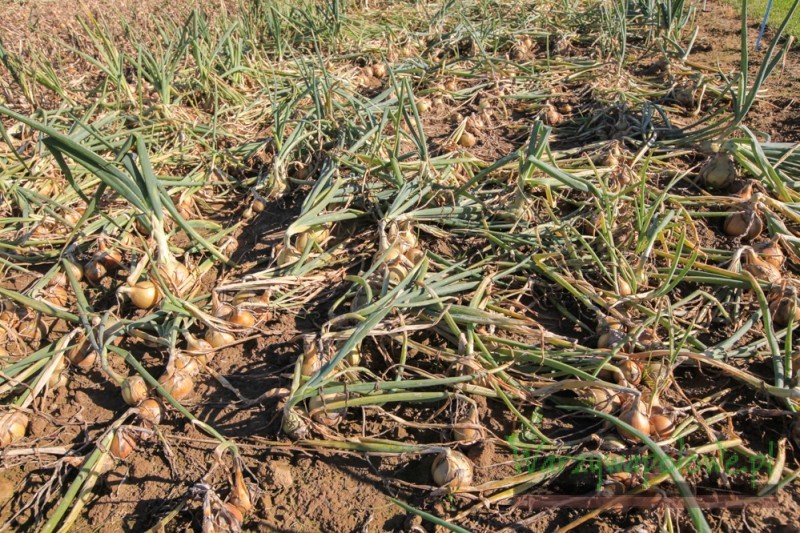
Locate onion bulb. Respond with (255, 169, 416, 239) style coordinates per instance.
(275, 245, 300, 267)
(300, 335, 324, 378)
(770, 287, 800, 327)
(742, 248, 782, 283)
(64, 258, 84, 282)
(416, 99, 431, 114)
(597, 329, 626, 349)
(84, 259, 107, 284)
(724, 208, 762, 241)
(172, 353, 200, 376)
(67, 336, 96, 369)
(185, 332, 213, 356)
(578, 387, 623, 414)
(229, 462, 253, 513)
(372, 63, 386, 78)
(205, 329, 235, 349)
(282, 408, 308, 440)
(97, 249, 123, 269)
(137, 399, 162, 427)
(44, 285, 69, 307)
(158, 370, 194, 401)
(650, 411, 675, 439)
(618, 400, 651, 442)
(755, 238, 784, 268)
(452, 405, 484, 443)
(228, 307, 256, 328)
(121, 376, 149, 406)
(295, 226, 330, 251)
(457, 131, 477, 148)
(118, 280, 161, 309)
(0, 412, 28, 448)
(431, 449, 473, 488)
(615, 360, 642, 385)
(701, 152, 737, 189)
(110, 428, 137, 459)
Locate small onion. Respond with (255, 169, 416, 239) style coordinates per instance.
(431, 449, 473, 488)
(0, 412, 28, 448)
(618, 400, 651, 442)
(137, 399, 162, 427)
(230, 463, 253, 513)
(452, 405, 483, 443)
(578, 387, 623, 414)
(615, 360, 642, 385)
(97, 249, 123, 269)
(416, 99, 431, 114)
(110, 429, 137, 459)
(222, 502, 244, 526)
(770, 288, 800, 327)
(64, 258, 84, 282)
(300, 338, 324, 378)
(372, 63, 386, 78)
(67, 336, 96, 370)
(118, 281, 161, 309)
(701, 152, 737, 189)
(275, 245, 301, 267)
(755, 238, 785, 269)
(457, 131, 477, 148)
(121, 376, 149, 406)
(185, 332, 213, 356)
(650, 412, 675, 439)
(45, 285, 70, 307)
(173, 353, 200, 376)
(158, 370, 194, 401)
(597, 329, 626, 349)
(724, 209, 762, 241)
(228, 307, 256, 328)
(205, 329, 235, 349)
(295, 226, 330, 251)
(84, 259, 107, 284)
(742, 248, 782, 283)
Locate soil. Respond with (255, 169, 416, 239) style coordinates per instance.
(2, 0, 800, 532)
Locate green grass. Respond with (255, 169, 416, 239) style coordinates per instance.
(735, 0, 800, 37)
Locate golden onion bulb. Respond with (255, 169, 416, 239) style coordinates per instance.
(205, 329, 235, 349)
(110, 429, 137, 459)
(137, 398, 162, 427)
(724, 209, 762, 241)
(118, 281, 161, 309)
(618, 401, 651, 442)
(158, 370, 194, 401)
(121, 376, 149, 406)
(0, 411, 28, 448)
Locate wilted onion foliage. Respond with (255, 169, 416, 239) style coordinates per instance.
(1, 0, 800, 530)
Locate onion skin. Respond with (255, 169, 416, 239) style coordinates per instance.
(618, 401, 651, 442)
(137, 399, 162, 427)
(228, 307, 256, 328)
(158, 371, 194, 401)
(724, 209, 762, 241)
(84, 259, 107, 284)
(431, 449, 474, 488)
(121, 376, 149, 406)
(650, 413, 675, 439)
(0, 412, 28, 448)
(205, 329, 235, 349)
(457, 131, 477, 148)
(110, 429, 137, 459)
(119, 281, 161, 309)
